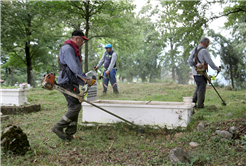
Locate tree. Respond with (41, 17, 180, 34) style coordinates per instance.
(1, 1, 64, 87)
(55, 0, 135, 73)
(154, 1, 207, 83)
(209, 30, 246, 89)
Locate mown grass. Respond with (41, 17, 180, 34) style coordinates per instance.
(1, 81, 246, 165)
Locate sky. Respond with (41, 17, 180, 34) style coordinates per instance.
(132, 0, 230, 84)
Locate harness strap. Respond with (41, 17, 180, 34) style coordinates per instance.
(194, 47, 205, 64)
(58, 43, 74, 87)
(194, 46, 208, 71)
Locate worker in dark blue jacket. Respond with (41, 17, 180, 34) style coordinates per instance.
(94, 44, 119, 94)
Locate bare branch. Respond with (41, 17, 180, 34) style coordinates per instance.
(210, 7, 246, 20)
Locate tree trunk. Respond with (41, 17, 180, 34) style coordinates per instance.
(26, 14, 33, 86)
(229, 64, 234, 88)
(141, 75, 146, 82)
(25, 42, 33, 86)
(170, 43, 175, 81)
(31, 70, 36, 88)
(149, 74, 153, 83)
(11, 69, 14, 86)
(84, 0, 90, 73)
(172, 67, 175, 81)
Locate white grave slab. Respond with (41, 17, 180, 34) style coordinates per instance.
(82, 97, 195, 128)
(85, 71, 97, 101)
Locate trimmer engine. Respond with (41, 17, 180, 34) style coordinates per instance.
(41, 74, 56, 90)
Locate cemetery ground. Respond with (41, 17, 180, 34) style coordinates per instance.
(1, 82, 246, 165)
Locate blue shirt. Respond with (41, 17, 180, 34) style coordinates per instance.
(58, 44, 89, 86)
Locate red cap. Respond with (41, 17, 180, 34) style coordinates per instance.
(81, 36, 88, 41)
(72, 30, 89, 41)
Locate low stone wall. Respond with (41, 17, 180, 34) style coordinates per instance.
(1, 104, 41, 115)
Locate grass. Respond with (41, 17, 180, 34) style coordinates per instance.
(1, 81, 246, 165)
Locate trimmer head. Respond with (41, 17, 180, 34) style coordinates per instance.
(221, 102, 227, 106)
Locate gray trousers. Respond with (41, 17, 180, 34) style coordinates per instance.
(55, 84, 81, 136)
(192, 75, 207, 108)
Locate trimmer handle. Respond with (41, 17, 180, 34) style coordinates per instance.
(93, 66, 98, 72)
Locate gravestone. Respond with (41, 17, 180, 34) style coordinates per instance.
(85, 71, 97, 101)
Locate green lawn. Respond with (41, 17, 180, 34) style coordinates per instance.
(1, 81, 246, 165)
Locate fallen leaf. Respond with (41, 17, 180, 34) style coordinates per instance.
(73, 147, 76, 152)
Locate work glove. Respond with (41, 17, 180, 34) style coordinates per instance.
(85, 78, 96, 86)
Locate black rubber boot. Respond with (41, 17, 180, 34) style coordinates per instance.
(197, 90, 206, 108)
(103, 87, 107, 94)
(65, 115, 79, 142)
(52, 118, 70, 140)
(52, 127, 67, 140)
(192, 87, 198, 104)
(113, 85, 119, 94)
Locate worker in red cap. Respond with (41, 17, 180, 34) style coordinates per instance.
(52, 30, 95, 141)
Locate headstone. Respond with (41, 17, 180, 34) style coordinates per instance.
(85, 71, 97, 101)
(197, 122, 204, 131)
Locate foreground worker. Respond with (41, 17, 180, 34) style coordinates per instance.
(52, 30, 95, 141)
(94, 44, 119, 94)
(188, 37, 221, 108)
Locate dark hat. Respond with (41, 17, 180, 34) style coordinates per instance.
(72, 30, 88, 41)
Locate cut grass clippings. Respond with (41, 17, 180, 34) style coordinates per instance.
(1, 81, 246, 165)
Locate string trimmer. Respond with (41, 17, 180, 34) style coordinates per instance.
(197, 66, 227, 106)
(41, 74, 137, 127)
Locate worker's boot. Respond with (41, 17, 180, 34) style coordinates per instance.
(197, 90, 206, 108)
(52, 118, 70, 140)
(192, 88, 198, 107)
(113, 84, 119, 94)
(65, 115, 79, 142)
(103, 87, 107, 94)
